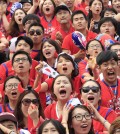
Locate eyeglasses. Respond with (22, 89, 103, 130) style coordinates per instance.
(5, 83, 19, 90)
(29, 29, 43, 36)
(22, 98, 39, 106)
(14, 57, 28, 63)
(72, 113, 91, 121)
(81, 86, 99, 93)
(89, 45, 101, 49)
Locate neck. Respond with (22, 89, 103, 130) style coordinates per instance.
(92, 15, 100, 21)
(57, 100, 68, 109)
(78, 29, 87, 37)
(18, 24, 24, 32)
(104, 79, 117, 86)
(23, 117, 28, 128)
(60, 23, 70, 32)
(33, 43, 41, 50)
(9, 100, 17, 110)
(17, 73, 29, 88)
(44, 15, 53, 22)
(47, 58, 56, 67)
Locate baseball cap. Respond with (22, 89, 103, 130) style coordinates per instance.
(0, 112, 17, 127)
(20, 0, 32, 4)
(54, 5, 71, 15)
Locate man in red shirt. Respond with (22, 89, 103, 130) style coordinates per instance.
(62, 10, 97, 59)
(51, 5, 74, 45)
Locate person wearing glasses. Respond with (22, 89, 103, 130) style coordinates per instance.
(0, 76, 22, 113)
(80, 79, 117, 133)
(14, 87, 45, 134)
(27, 22, 44, 61)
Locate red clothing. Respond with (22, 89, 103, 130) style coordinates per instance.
(62, 31, 97, 54)
(0, 103, 14, 113)
(0, 59, 38, 84)
(93, 106, 117, 133)
(44, 101, 59, 120)
(98, 79, 120, 115)
(51, 24, 74, 40)
(40, 16, 59, 38)
(30, 50, 40, 60)
(78, 2, 89, 15)
(0, 31, 5, 38)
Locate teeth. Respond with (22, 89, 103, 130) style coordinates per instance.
(81, 124, 88, 128)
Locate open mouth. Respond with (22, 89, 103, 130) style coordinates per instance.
(63, 67, 67, 71)
(46, 8, 50, 11)
(18, 18, 22, 21)
(11, 92, 17, 96)
(46, 51, 51, 55)
(107, 72, 115, 76)
(88, 96, 94, 101)
(19, 65, 24, 69)
(59, 90, 66, 95)
(81, 124, 88, 128)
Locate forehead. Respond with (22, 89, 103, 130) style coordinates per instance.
(43, 0, 53, 4)
(111, 45, 120, 49)
(15, 9, 24, 14)
(83, 81, 99, 87)
(29, 26, 43, 31)
(22, 92, 36, 99)
(6, 78, 20, 84)
(44, 122, 55, 129)
(14, 54, 28, 59)
(55, 76, 70, 82)
(89, 40, 101, 45)
(92, 0, 102, 4)
(17, 40, 28, 44)
(1, 120, 16, 126)
(72, 107, 89, 115)
(101, 21, 114, 25)
(73, 13, 85, 19)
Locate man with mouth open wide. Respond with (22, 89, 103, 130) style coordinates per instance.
(96, 50, 120, 116)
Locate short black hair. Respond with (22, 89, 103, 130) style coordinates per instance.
(28, 22, 44, 33)
(12, 50, 32, 65)
(22, 14, 40, 26)
(101, 7, 117, 18)
(86, 39, 104, 51)
(15, 36, 33, 49)
(98, 17, 118, 33)
(107, 42, 120, 50)
(96, 50, 118, 65)
(71, 10, 87, 23)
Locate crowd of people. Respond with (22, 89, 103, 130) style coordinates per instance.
(0, 0, 120, 133)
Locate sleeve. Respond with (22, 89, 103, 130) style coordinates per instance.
(0, 64, 7, 84)
(45, 78, 54, 92)
(62, 35, 71, 50)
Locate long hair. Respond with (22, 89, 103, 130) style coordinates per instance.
(68, 105, 95, 134)
(14, 89, 45, 128)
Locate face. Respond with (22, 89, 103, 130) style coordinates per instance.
(56, 10, 71, 24)
(21, 93, 38, 117)
(71, 108, 92, 134)
(12, 54, 31, 74)
(22, 3, 32, 12)
(114, 129, 120, 134)
(42, 122, 59, 134)
(57, 56, 74, 77)
(72, 14, 87, 31)
(53, 0, 61, 6)
(99, 58, 118, 85)
(53, 76, 72, 101)
(28, 26, 43, 45)
(104, 11, 116, 17)
(42, 0, 55, 15)
(102, 0, 109, 8)
(90, 0, 102, 15)
(5, 78, 20, 101)
(112, 0, 120, 13)
(81, 81, 101, 107)
(87, 40, 103, 57)
(42, 42, 56, 59)
(62, 0, 75, 9)
(100, 21, 116, 37)
(1, 121, 17, 133)
(111, 45, 120, 66)
(15, 40, 31, 54)
(14, 9, 26, 25)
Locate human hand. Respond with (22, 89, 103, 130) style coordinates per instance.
(89, 19, 94, 31)
(56, 31, 63, 42)
(0, 43, 6, 52)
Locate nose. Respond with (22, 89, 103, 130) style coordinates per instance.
(82, 115, 87, 122)
(107, 64, 112, 69)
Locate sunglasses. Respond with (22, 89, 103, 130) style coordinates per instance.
(22, 98, 39, 106)
(81, 86, 99, 93)
(29, 29, 43, 36)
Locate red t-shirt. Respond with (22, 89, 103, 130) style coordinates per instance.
(0, 59, 38, 84)
(98, 79, 120, 115)
(51, 23, 74, 40)
(40, 16, 59, 38)
(30, 50, 40, 60)
(62, 30, 97, 55)
(0, 103, 14, 113)
(93, 106, 117, 133)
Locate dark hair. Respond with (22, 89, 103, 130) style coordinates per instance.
(28, 22, 44, 33)
(96, 50, 118, 65)
(108, 42, 120, 50)
(57, 53, 79, 78)
(86, 39, 104, 51)
(3, 76, 22, 112)
(8, 8, 27, 37)
(109, 117, 120, 134)
(101, 8, 117, 18)
(88, 0, 104, 22)
(68, 105, 95, 134)
(38, 119, 66, 134)
(98, 17, 118, 33)
(22, 14, 40, 26)
(51, 74, 74, 100)
(41, 0, 56, 16)
(14, 88, 45, 128)
(40, 39, 62, 62)
(15, 36, 33, 49)
(71, 10, 87, 23)
(12, 50, 32, 65)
